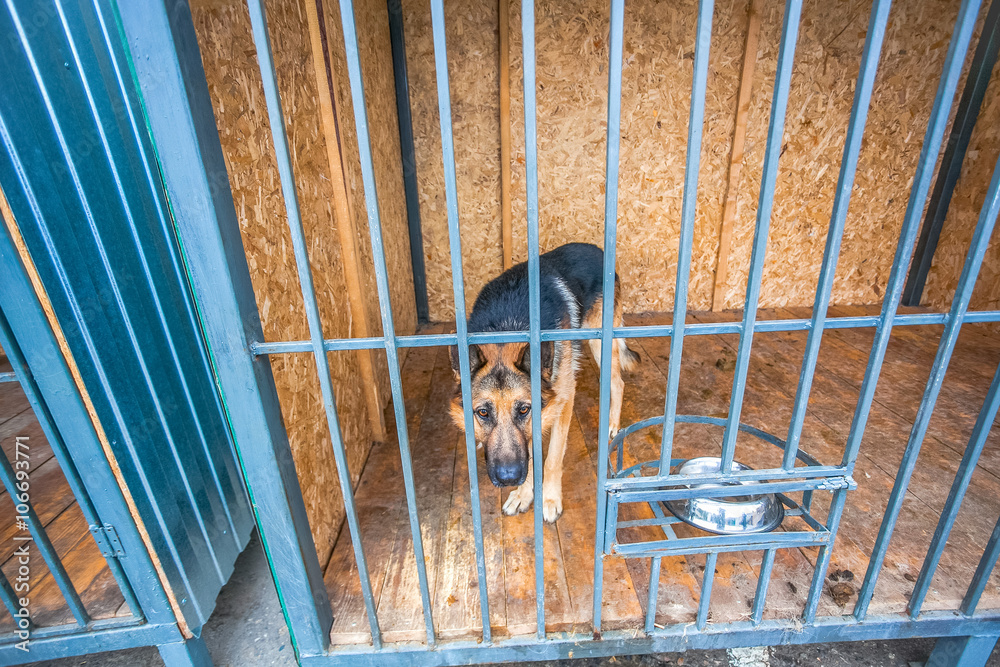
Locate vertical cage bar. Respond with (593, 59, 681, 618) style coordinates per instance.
(387, 0, 430, 324)
(337, 0, 436, 644)
(904, 0, 1000, 306)
(720, 0, 802, 471)
(909, 361, 1000, 618)
(961, 513, 1000, 615)
(0, 569, 21, 623)
(658, 0, 714, 470)
(802, 486, 848, 622)
(782, 0, 892, 469)
(750, 547, 776, 625)
(0, 446, 89, 626)
(839, 0, 981, 474)
(696, 551, 718, 630)
(522, 0, 546, 639)
(644, 556, 662, 634)
(591, 0, 626, 636)
(244, 0, 382, 646)
(428, 0, 492, 642)
(0, 308, 143, 619)
(854, 149, 1000, 621)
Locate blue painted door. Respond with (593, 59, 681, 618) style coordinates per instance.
(0, 0, 254, 633)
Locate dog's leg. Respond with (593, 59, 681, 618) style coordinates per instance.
(542, 392, 574, 522)
(587, 306, 627, 440)
(503, 460, 534, 515)
(609, 342, 625, 439)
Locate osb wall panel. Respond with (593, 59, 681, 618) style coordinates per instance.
(405, 0, 743, 320)
(923, 55, 1000, 313)
(406, 0, 990, 318)
(323, 0, 418, 339)
(402, 0, 503, 320)
(507, 0, 745, 314)
(721, 0, 976, 310)
(191, 0, 407, 565)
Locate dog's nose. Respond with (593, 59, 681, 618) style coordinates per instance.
(493, 462, 523, 486)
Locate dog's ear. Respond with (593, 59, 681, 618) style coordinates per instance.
(450, 344, 484, 378)
(516, 341, 555, 381)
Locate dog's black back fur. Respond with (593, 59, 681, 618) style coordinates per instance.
(468, 243, 608, 333)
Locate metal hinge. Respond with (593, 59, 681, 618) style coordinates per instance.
(89, 524, 125, 558)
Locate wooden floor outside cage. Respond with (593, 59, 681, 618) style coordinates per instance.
(0, 353, 128, 633)
(324, 305, 1000, 645)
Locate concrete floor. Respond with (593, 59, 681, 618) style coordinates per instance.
(23, 532, 999, 667)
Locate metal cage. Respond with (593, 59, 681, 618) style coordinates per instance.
(20, 0, 1000, 664)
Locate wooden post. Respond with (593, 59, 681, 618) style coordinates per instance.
(306, 0, 386, 440)
(499, 0, 513, 270)
(712, 0, 761, 312)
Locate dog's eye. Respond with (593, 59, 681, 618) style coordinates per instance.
(476, 408, 489, 419)
(518, 405, 530, 416)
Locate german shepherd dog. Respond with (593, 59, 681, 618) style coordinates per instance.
(450, 243, 640, 522)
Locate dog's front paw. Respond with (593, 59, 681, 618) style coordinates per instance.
(542, 496, 563, 523)
(503, 485, 534, 515)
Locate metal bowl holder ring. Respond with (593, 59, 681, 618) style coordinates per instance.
(601, 415, 855, 560)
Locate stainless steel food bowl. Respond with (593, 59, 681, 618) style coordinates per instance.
(664, 457, 784, 535)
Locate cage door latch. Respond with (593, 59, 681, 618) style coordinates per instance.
(90, 523, 125, 558)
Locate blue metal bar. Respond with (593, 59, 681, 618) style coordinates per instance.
(961, 513, 1000, 615)
(386, 0, 430, 323)
(926, 635, 999, 667)
(244, 0, 381, 646)
(904, 0, 1000, 306)
(909, 361, 1000, 618)
(0, 619, 184, 666)
(337, 0, 436, 644)
(783, 0, 892, 469)
(802, 486, 848, 622)
(616, 476, 846, 504)
(608, 465, 844, 491)
(659, 0, 714, 471)
(751, 548, 776, 625)
(839, 0, 980, 473)
(0, 371, 16, 382)
(521, 0, 546, 639)
(592, 0, 626, 636)
(428, 0, 491, 642)
(0, 308, 143, 620)
(303, 611, 1000, 666)
(645, 556, 662, 635)
(696, 552, 718, 630)
(249, 309, 1000, 355)
(0, 568, 24, 627)
(854, 148, 1000, 622)
(613, 530, 830, 559)
(720, 0, 802, 472)
(0, 444, 90, 626)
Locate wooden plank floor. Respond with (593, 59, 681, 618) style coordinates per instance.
(326, 307, 1000, 645)
(0, 353, 127, 634)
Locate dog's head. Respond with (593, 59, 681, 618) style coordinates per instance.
(449, 342, 555, 487)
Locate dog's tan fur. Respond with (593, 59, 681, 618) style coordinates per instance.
(450, 287, 636, 522)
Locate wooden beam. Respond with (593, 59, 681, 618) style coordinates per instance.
(712, 0, 761, 312)
(306, 0, 386, 441)
(499, 0, 513, 270)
